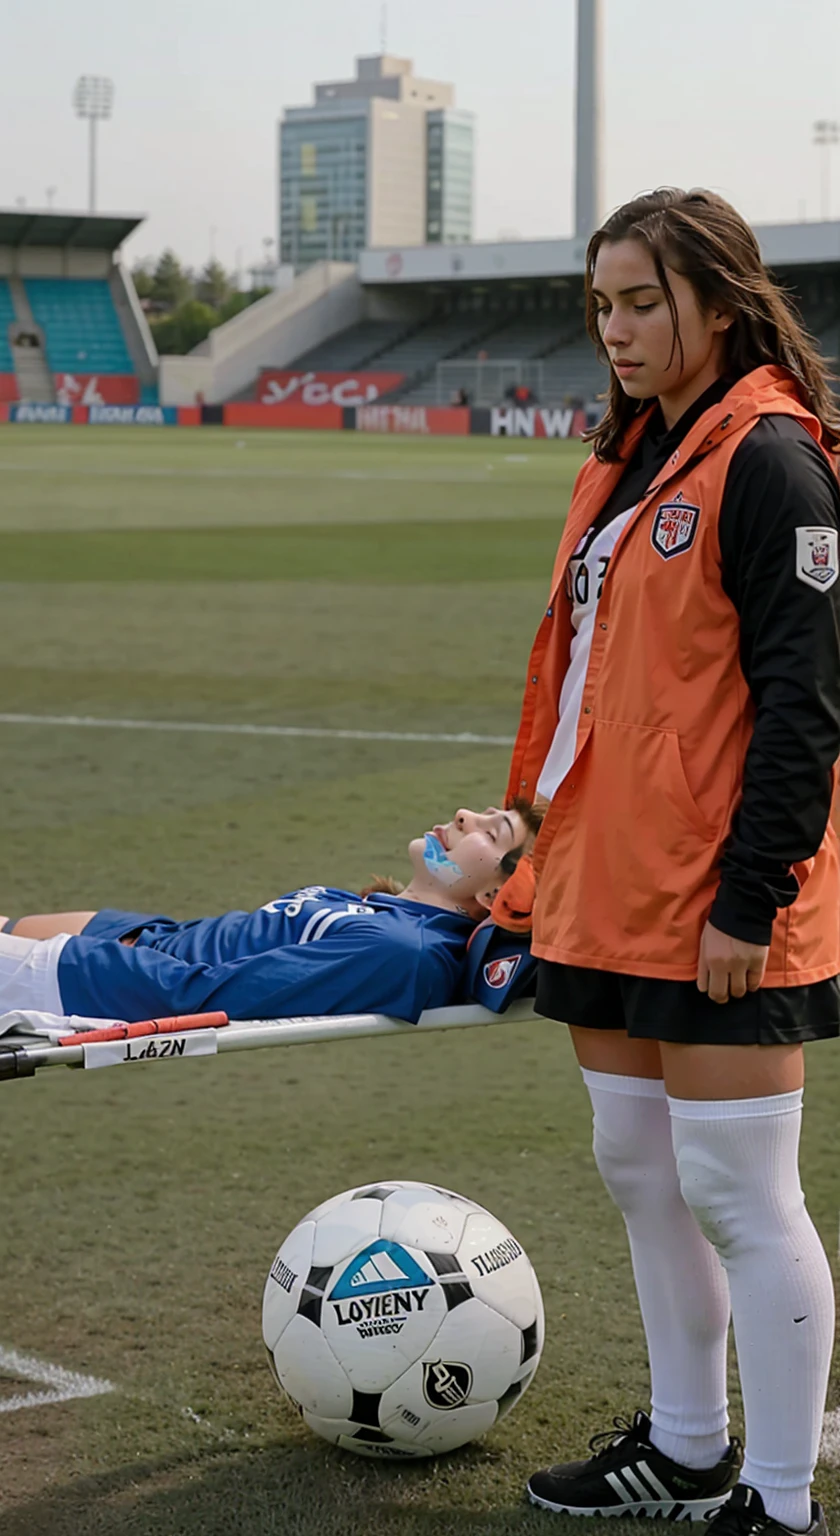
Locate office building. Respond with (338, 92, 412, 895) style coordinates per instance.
(279, 55, 474, 270)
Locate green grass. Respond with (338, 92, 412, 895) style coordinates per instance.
(0, 426, 837, 1536)
(0, 520, 560, 582)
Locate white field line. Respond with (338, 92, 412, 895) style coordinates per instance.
(820, 1407, 840, 1466)
(0, 1344, 115, 1414)
(0, 712, 515, 747)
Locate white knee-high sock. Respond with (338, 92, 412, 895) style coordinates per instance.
(582, 1069, 732, 1468)
(670, 1090, 835, 1532)
(0, 931, 67, 1015)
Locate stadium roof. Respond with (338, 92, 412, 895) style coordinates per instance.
(0, 209, 144, 251)
(359, 219, 840, 286)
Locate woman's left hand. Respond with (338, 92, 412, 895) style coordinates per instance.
(696, 920, 769, 1004)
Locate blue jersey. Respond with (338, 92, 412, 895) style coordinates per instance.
(58, 888, 477, 1025)
(459, 921, 537, 1013)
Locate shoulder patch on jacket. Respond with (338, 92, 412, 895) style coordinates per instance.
(795, 526, 839, 592)
(651, 491, 701, 560)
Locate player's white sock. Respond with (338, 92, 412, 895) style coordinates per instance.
(581, 1069, 731, 1469)
(0, 931, 68, 1015)
(670, 1090, 834, 1533)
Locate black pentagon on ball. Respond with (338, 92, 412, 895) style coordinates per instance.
(352, 1427, 393, 1444)
(520, 1319, 539, 1364)
(425, 1250, 474, 1311)
(496, 1380, 523, 1420)
(351, 1388, 383, 1429)
(296, 1263, 333, 1327)
(264, 1344, 282, 1391)
(350, 1186, 395, 1202)
(425, 1250, 462, 1277)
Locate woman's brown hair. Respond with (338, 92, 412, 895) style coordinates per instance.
(584, 187, 840, 462)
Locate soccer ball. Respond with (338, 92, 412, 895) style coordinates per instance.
(262, 1179, 544, 1458)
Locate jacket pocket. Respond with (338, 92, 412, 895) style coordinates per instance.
(536, 719, 722, 955)
(591, 720, 718, 844)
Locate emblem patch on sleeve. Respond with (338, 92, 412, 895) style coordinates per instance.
(795, 526, 839, 592)
(483, 955, 522, 989)
(650, 491, 701, 560)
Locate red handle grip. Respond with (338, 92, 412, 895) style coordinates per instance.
(59, 1011, 229, 1047)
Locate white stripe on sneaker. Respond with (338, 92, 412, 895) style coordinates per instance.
(605, 1473, 641, 1504)
(620, 1467, 668, 1504)
(636, 1461, 676, 1501)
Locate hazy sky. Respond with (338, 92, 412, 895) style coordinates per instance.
(2, 0, 839, 276)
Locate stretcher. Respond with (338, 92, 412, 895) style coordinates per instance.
(0, 999, 542, 1080)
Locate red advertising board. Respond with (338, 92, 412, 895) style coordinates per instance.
(355, 405, 470, 436)
(224, 402, 344, 431)
(0, 374, 18, 403)
(54, 373, 140, 406)
(258, 370, 405, 408)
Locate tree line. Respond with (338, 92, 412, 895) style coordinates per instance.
(131, 252, 271, 355)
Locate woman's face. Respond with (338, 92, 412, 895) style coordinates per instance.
(591, 238, 732, 421)
(407, 806, 529, 911)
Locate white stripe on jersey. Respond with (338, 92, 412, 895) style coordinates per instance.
(311, 910, 361, 943)
(298, 904, 376, 944)
(299, 908, 333, 944)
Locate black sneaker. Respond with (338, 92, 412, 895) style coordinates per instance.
(527, 1411, 743, 1519)
(704, 1485, 828, 1536)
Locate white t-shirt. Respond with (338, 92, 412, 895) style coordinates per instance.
(536, 506, 636, 803)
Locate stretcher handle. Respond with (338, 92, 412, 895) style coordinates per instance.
(58, 1012, 229, 1047)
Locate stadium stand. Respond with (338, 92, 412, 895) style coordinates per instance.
(354, 313, 502, 380)
(25, 279, 134, 374)
(154, 224, 840, 410)
(280, 319, 415, 372)
(0, 278, 17, 400)
(0, 210, 159, 406)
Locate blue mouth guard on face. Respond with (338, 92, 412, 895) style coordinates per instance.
(422, 832, 465, 887)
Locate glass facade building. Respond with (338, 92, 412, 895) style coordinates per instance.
(426, 111, 474, 245)
(279, 111, 368, 270)
(279, 57, 474, 272)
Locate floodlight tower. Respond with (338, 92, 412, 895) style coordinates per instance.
(73, 75, 114, 213)
(574, 0, 604, 241)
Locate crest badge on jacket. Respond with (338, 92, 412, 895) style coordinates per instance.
(651, 490, 701, 560)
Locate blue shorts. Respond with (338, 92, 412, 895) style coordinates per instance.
(83, 908, 176, 943)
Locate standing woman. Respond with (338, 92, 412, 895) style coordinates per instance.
(509, 189, 840, 1535)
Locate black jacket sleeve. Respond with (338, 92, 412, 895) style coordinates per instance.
(709, 416, 840, 946)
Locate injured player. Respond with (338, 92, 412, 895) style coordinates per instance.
(0, 803, 540, 1025)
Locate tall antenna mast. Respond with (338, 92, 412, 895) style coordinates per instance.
(380, 3, 388, 53)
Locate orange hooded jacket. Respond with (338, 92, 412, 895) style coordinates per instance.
(506, 366, 840, 986)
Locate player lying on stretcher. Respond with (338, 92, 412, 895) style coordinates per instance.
(0, 802, 542, 1026)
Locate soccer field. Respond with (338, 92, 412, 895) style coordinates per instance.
(1, 426, 838, 1536)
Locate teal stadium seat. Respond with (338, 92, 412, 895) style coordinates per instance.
(0, 280, 16, 372)
(24, 279, 133, 374)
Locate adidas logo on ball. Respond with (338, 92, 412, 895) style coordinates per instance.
(329, 1240, 434, 1336)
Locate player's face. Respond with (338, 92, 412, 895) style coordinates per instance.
(591, 238, 731, 420)
(409, 806, 529, 910)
